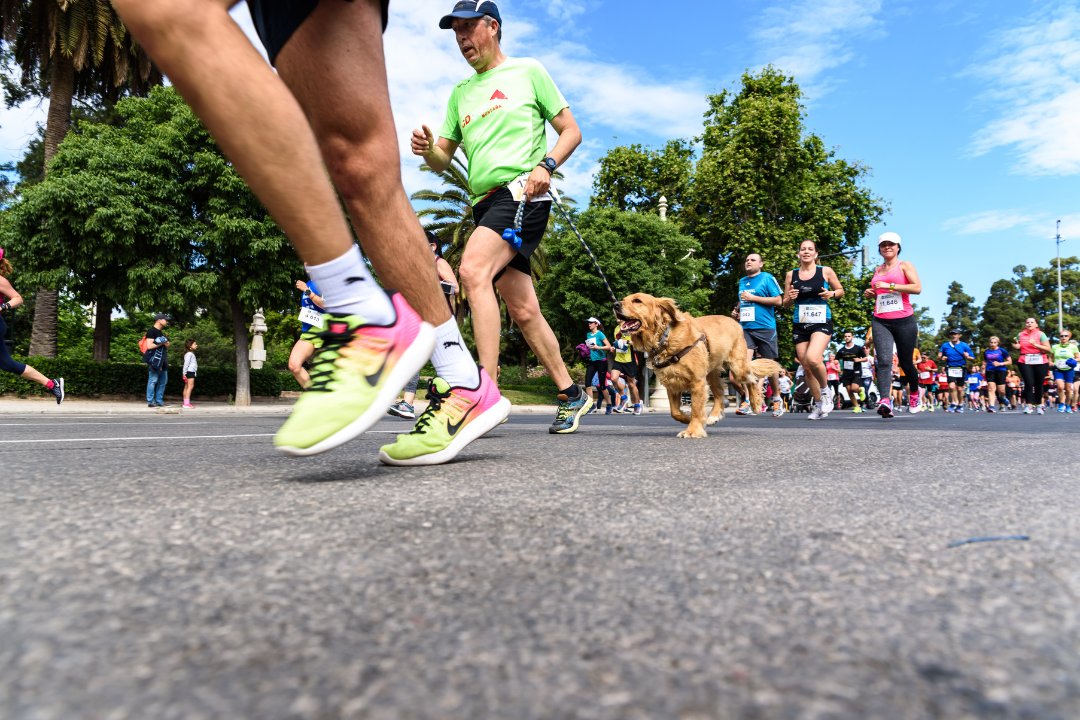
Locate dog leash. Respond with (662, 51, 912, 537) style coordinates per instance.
(502, 193, 619, 306)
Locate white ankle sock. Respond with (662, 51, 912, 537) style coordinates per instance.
(430, 319, 480, 388)
(305, 245, 394, 324)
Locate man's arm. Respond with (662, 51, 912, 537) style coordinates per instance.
(524, 108, 581, 200)
(410, 124, 460, 173)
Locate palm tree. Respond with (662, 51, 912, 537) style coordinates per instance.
(1, 0, 160, 357)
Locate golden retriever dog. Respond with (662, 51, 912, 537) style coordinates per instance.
(614, 293, 782, 438)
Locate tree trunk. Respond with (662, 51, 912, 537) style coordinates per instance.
(92, 301, 112, 362)
(28, 55, 76, 359)
(231, 297, 251, 406)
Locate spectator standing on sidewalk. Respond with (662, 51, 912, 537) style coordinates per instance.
(182, 339, 198, 409)
(145, 313, 171, 408)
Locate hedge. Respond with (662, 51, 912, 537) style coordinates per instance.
(0, 357, 283, 399)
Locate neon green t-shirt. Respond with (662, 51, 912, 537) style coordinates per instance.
(439, 57, 569, 205)
(1051, 340, 1079, 369)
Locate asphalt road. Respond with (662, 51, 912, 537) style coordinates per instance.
(2, 407, 1078, 719)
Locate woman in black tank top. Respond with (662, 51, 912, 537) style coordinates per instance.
(781, 240, 844, 420)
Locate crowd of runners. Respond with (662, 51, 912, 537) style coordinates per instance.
(732, 232, 1080, 419)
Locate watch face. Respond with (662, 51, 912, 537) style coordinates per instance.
(544, 158, 556, 170)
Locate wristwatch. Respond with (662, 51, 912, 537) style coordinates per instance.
(538, 156, 557, 174)
(889, 282, 896, 291)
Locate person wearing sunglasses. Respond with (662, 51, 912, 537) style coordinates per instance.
(1050, 330, 1080, 413)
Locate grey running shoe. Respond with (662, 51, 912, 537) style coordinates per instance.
(550, 387, 592, 434)
(387, 400, 416, 420)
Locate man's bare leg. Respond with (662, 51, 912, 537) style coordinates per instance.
(496, 269, 574, 391)
(459, 227, 517, 375)
(112, 0, 353, 267)
(277, 1, 450, 325)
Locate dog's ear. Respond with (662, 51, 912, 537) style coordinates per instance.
(657, 297, 680, 323)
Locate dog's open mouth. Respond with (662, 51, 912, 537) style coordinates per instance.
(619, 319, 642, 334)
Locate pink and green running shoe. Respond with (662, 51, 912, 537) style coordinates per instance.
(274, 292, 434, 456)
(378, 368, 510, 466)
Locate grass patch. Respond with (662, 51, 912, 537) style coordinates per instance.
(500, 387, 555, 406)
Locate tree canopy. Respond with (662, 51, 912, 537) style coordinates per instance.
(1, 86, 300, 401)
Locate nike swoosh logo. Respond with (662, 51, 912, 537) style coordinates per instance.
(446, 401, 477, 436)
(345, 276, 366, 285)
(365, 343, 393, 386)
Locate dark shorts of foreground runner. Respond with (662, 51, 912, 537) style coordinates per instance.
(249, 0, 390, 66)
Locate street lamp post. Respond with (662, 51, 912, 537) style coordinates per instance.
(1055, 220, 1064, 336)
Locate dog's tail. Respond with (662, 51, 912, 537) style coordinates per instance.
(749, 359, 783, 379)
(745, 359, 784, 410)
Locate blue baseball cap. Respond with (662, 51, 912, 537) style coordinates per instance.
(439, 1, 502, 29)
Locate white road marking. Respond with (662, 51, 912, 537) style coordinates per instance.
(0, 433, 276, 444)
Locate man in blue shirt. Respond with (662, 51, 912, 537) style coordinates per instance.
(938, 328, 975, 412)
(732, 253, 785, 416)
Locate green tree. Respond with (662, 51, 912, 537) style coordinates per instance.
(979, 277, 1034, 348)
(1026, 257, 1080, 335)
(537, 207, 710, 359)
(686, 67, 885, 312)
(936, 281, 979, 348)
(0, 0, 160, 358)
(589, 140, 694, 214)
(2, 87, 299, 402)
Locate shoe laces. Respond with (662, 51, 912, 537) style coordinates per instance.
(554, 396, 579, 422)
(407, 383, 452, 434)
(306, 322, 387, 392)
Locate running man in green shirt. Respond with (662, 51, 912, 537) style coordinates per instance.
(407, 0, 592, 436)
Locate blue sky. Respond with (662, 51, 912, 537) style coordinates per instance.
(1, 0, 1077, 327)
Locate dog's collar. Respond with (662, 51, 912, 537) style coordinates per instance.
(649, 332, 708, 369)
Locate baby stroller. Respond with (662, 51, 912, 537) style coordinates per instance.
(791, 377, 813, 413)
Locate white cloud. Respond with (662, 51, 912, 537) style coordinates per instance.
(941, 209, 1039, 235)
(967, 4, 1080, 176)
(751, 0, 883, 95)
(941, 209, 1080, 244)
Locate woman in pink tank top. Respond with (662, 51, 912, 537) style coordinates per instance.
(862, 232, 922, 418)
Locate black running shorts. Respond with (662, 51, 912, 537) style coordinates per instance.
(473, 187, 551, 277)
(248, 0, 389, 66)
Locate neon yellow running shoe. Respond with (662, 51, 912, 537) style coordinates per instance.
(274, 292, 434, 456)
(379, 368, 510, 466)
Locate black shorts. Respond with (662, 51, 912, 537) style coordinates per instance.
(792, 322, 833, 345)
(742, 328, 779, 359)
(473, 187, 550, 277)
(985, 368, 1007, 385)
(612, 361, 637, 379)
(840, 372, 861, 386)
(249, 0, 389, 66)
(185, 372, 196, 380)
(944, 366, 966, 385)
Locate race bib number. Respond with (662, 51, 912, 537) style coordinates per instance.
(947, 366, 963, 378)
(1024, 353, 1044, 365)
(508, 171, 558, 204)
(919, 371, 931, 380)
(740, 305, 755, 323)
(843, 360, 854, 370)
(875, 292, 903, 314)
(299, 306, 324, 329)
(797, 304, 826, 324)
